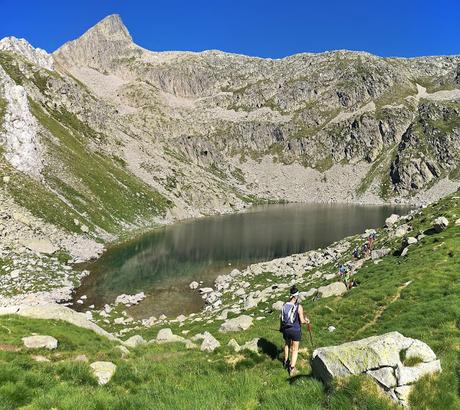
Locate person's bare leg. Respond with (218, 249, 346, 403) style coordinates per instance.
(284, 341, 289, 364)
(290, 341, 300, 368)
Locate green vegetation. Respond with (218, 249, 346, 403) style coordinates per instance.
(0, 51, 24, 85)
(2, 100, 172, 236)
(0, 97, 7, 133)
(1, 193, 458, 409)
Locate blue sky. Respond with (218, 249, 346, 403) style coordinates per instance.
(0, 0, 459, 58)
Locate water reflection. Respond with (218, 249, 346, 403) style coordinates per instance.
(74, 203, 410, 317)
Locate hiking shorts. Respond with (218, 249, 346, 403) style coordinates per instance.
(282, 327, 301, 342)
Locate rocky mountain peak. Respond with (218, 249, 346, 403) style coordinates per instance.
(53, 14, 134, 70)
(86, 14, 132, 43)
(0, 36, 54, 70)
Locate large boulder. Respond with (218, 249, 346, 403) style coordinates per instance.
(219, 315, 253, 332)
(200, 331, 220, 352)
(155, 328, 185, 344)
(385, 214, 399, 228)
(433, 217, 449, 233)
(22, 335, 57, 350)
(20, 238, 58, 255)
(317, 282, 347, 299)
(122, 335, 146, 348)
(90, 361, 116, 385)
(311, 332, 441, 407)
(0, 304, 118, 341)
(371, 248, 391, 260)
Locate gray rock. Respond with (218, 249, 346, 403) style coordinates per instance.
(371, 248, 391, 260)
(299, 288, 317, 301)
(19, 238, 58, 255)
(189, 281, 199, 290)
(200, 331, 220, 352)
(317, 282, 347, 299)
(219, 315, 253, 332)
(395, 224, 409, 238)
(22, 335, 57, 350)
(123, 335, 146, 348)
(367, 367, 397, 389)
(241, 338, 259, 353)
(228, 338, 241, 352)
(433, 216, 449, 233)
(311, 332, 441, 406)
(155, 328, 185, 344)
(406, 237, 418, 245)
(90, 361, 116, 385)
(396, 360, 442, 386)
(116, 345, 130, 358)
(74, 354, 89, 362)
(394, 385, 412, 406)
(385, 214, 399, 228)
(272, 301, 284, 311)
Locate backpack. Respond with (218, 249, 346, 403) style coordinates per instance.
(280, 302, 299, 330)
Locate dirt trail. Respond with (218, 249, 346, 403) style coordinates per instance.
(356, 280, 412, 335)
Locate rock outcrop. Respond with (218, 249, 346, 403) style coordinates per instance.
(0, 304, 118, 341)
(22, 335, 58, 350)
(90, 361, 117, 385)
(311, 332, 441, 406)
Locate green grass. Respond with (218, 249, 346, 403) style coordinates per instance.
(9, 100, 172, 235)
(0, 96, 7, 133)
(1, 193, 459, 408)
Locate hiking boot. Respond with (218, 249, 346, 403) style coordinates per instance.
(289, 366, 299, 377)
(283, 359, 290, 370)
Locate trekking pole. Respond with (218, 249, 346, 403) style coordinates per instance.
(307, 323, 314, 349)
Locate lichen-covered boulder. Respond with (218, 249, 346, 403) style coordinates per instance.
(90, 361, 116, 385)
(317, 282, 347, 299)
(311, 332, 441, 407)
(200, 331, 220, 352)
(219, 315, 253, 332)
(433, 216, 449, 233)
(22, 335, 57, 350)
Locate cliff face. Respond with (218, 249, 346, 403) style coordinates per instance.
(1, 14, 460, 238)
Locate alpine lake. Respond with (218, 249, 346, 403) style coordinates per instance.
(73, 203, 411, 318)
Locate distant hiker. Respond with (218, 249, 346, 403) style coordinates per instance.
(338, 264, 347, 277)
(368, 232, 377, 250)
(343, 270, 352, 289)
(280, 285, 311, 377)
(362, 242, 370, 257)
(352, 245, 360, 259)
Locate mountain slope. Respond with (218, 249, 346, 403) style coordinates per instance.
(0, 190, 459, 409)
(0, 14, 459, 242)
(0, 14, 459, 306)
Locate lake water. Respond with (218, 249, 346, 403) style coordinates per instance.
(73, 203, 409, 318)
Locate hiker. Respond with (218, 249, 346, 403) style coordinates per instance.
(343, 269, 352, 289)
(362, 242, 370, 257)
(368, 232, 376, 250)
(338, 264, 347, 277)
(280, 285, 311, 376)
(352, 245, 360, 259)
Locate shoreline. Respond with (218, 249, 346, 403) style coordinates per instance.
(2, 181, 457, 311)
